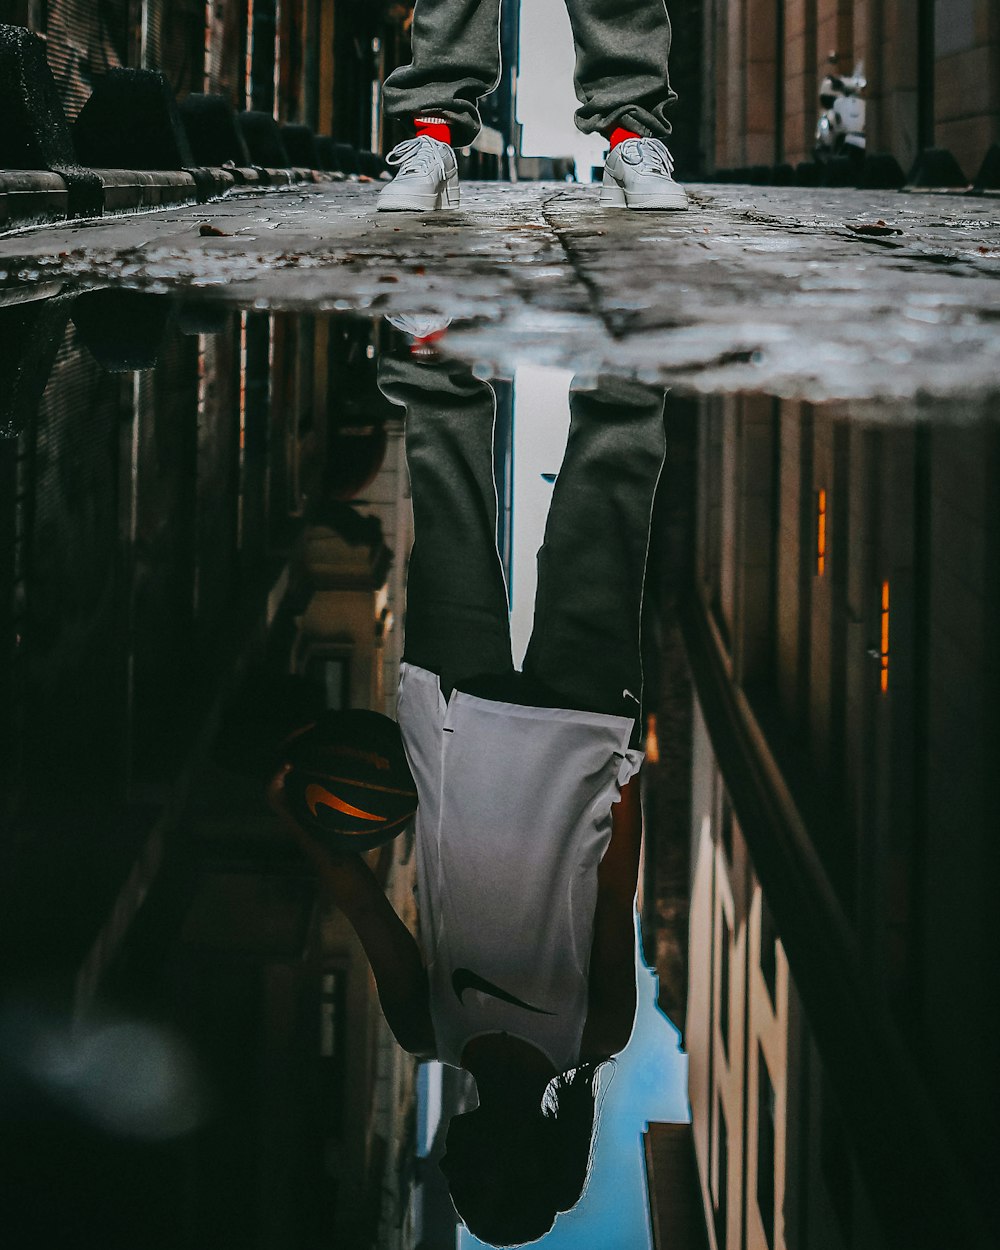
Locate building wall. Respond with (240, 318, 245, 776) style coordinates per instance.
(708, 0, 999, 175)
(687, 700, 881, 1250)
(1, 298, 421, 1246)
(2, 0, 415, 151)
(933, 0, 1000, 172)
(684, 393, 1000, 1247)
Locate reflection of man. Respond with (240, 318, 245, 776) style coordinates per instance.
(272, 351, 666, 1243)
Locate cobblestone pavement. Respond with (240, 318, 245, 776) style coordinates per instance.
(2, 180, 999, 402)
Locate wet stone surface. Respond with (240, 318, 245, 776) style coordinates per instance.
(2, 180, 999, 402)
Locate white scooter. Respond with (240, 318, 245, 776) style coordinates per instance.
(815, 53, 866, 164)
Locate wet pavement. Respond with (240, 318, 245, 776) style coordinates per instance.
(1, 189, 999, 1250)
(2, 180, 999, 400)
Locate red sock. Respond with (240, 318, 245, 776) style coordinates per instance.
(415, 116, 452, 145)
(608, 127, 641, 150)
(411, 328, 448, 359)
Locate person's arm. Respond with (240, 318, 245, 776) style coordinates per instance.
(580, 771, 642, 1061)
(268, 770, 436, 1058)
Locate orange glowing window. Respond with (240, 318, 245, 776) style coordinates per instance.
(880, 581, 890, 693)
(645, 713, 660, 765)
(816, 489, 827, 576)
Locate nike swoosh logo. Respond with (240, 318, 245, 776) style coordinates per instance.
(305, 783, 384, 823)
(452, 968, 555, 1016)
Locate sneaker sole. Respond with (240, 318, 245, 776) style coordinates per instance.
(599, 186, 689, 210)
(377, 175, 460, 213)
(599, 173, 688, 211)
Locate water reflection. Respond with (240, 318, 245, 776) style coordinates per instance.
(379, 345, 667, 1245)
(0, 290, 996, 1250)
(2, 1005, 206, 1141)
(679, 396, 998, 1250)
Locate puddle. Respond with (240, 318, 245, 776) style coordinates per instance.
(1, 288, 996, 1250)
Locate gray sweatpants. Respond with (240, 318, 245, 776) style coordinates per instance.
(378, 353, 667, 728)
(382, 0, 677, 147)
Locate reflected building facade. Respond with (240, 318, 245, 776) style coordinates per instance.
(673, 395, 998, 1250)
(3, 295, 998, 1250)
(0, 294, 427, 1247)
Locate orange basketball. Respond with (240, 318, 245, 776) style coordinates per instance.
(280, 710, 417, 851)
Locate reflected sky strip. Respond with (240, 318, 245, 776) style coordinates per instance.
(509, 365, 573, 668)
(461, 911, 690, 1250)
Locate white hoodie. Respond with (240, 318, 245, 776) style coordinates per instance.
(397, 661, 643, 1072)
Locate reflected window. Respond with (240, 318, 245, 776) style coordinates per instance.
(305, 655, 351, 710)
(821, 1075, 854, 1243)
(760, 896, 777, 1008)
(715, 1095, 729, 1250)
(757, 1046, 776, 1248)
(721, 791, 734, 863)
(319, 970, 347, 1137)
(719, 914, 731, 1060)
(816, 488, 827, 577)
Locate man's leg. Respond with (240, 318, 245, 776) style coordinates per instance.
(562, 0, 677, 141)
(381, 0, 503, 149)
(522, 377, 667, 719)
(560, 0, 686, 209)
(379, 355, 513, 697)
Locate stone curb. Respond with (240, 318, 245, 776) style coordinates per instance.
(0, 166, 239, 227)
(94, 169, 200, 212)
(0, 162, 359, 230)
(0, 170, 68, 229)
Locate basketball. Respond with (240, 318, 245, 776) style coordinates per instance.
(279, 709, 417, 852)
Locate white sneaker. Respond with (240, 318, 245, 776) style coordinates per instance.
(600, 137, 688, 210)
(386, 313, 453, 359)
(385, 313, 453, 339)
(377, 136, 460, 212)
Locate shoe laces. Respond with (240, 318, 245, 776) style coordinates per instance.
(386, 136, 447, 175)
(619, 137, 675, 176)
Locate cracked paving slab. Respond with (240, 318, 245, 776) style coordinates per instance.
(1, 179, 998, 403)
